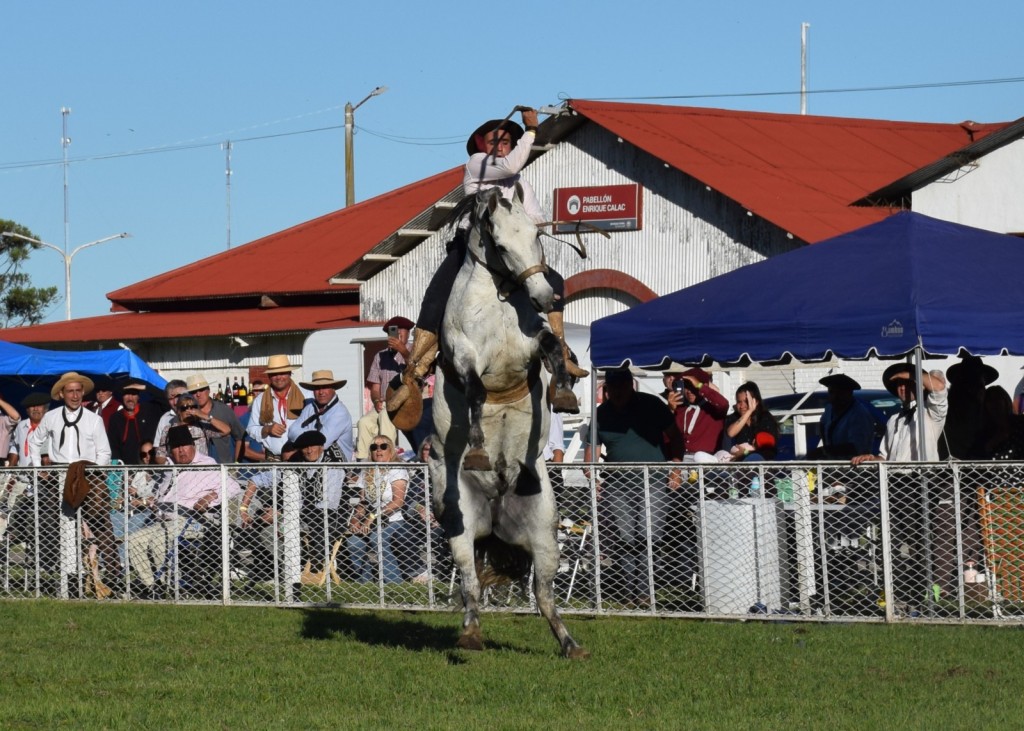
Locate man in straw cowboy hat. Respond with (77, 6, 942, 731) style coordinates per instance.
(289, 369, 353, 463)
(246, 355, 309, 461)
(386, 108, 587, 430)
(28, 371, 112, 597)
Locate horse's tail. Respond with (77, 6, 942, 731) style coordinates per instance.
(475, 534, 531, 589)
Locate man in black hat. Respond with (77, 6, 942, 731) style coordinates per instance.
(357, 318, 411, 459)
(387, 107, 586, 429)
(126, 424, 241, 598)
(6, 392, 50, 467)
(812, 374, 876, 459)
(88, 376, 121, 430)
(107, 379, 160, 464)
(853, 364, 947, 465)
(941, 355, 998, 459)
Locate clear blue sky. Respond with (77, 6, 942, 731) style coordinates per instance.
(3, 1, 1022, 324)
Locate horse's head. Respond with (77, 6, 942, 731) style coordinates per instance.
(472, 186, 553, 313)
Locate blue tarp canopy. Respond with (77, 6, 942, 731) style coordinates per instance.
(590, 212, 1024, 369)
(0, 340, 166, 409)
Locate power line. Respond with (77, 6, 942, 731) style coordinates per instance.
(579, 75, 1024, 102)
(2, 74, 1021, 172)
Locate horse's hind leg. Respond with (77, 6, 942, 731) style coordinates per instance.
(462, 370, 492, 472)
(539, 330, 579, 414)
(532, 529, 589, 659)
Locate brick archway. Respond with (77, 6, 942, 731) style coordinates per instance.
(564, 269, 658, 304)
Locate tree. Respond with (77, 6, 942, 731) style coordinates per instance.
(0, 219, 59, 327)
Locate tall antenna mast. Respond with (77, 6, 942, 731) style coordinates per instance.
(224, 140, 233, 250)
(61, 107, 71, 255)
(800, 22, 810, 115)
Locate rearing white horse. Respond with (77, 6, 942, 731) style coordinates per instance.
(430, 186, 588, 659)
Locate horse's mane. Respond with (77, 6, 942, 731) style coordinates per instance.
(440, 193, 480, 233)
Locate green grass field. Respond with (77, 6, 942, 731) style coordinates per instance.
(1, 600, 1021, 730)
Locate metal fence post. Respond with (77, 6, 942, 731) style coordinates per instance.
(220, 466, 230, 604)
(878, 463, 895, 622)
(588, 462, 602, 612)
(32, 469, 40, 598)
(952, 463, 965, 620)
(642, 465, 656, 612)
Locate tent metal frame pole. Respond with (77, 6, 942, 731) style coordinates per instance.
(913, 344, 936, 613)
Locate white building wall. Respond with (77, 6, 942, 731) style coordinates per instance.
(914, 138, 1024, 233)
(72, 335, 308, 392)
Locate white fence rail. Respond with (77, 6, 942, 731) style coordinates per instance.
(2, 461, 1022, 623)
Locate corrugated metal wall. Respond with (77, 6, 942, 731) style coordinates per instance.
(362, 121, 800, 327)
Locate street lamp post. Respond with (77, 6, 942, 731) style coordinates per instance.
(345, 85, 388, 207)
(2, 230, 130, 320)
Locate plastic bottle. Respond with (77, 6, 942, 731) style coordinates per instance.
(963, 560, 978, 584)
(749, 475, 761, 497)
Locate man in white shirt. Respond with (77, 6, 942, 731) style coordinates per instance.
(851, 362, 948, 607)
(852, 364, 947, 465)
(246, 355, 309, 461)
(28, 372, 112, 597)
(0, 392, 51, 541)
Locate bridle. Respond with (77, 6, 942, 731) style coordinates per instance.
(468, 204, 548, 298)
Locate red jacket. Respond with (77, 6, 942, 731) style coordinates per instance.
(672, 387, 729, 456)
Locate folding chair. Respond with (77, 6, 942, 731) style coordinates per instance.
(152, 513, 209, 597)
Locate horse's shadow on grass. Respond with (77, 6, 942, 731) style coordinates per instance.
(299, 608, 528, 658)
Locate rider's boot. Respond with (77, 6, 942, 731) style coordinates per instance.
(548, 312, 590, 379)
(386, 328, 439, 430)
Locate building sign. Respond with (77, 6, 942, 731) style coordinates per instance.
(553, 184, 642, 232)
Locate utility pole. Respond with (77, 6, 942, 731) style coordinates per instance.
(61, 107, 71, 254)
(800, 23, 810, 115)
(345, 86, 388, 206)
(224, 140, 233, 249)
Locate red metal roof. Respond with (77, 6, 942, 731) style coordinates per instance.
(107, 167, 462, 308)
(0, 304, 360, 345)
(568, 100, 1010, 243)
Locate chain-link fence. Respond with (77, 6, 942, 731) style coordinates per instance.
(2, 461, 1022, 623)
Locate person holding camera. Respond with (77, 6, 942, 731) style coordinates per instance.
(355, 316, 412, 460)
(667, 368, 729, 461)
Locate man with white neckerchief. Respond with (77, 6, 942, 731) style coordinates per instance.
(28, 371, 111, 597)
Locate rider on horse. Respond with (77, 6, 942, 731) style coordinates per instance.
(386, 108, 588, 428)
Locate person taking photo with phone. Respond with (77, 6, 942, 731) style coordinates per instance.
(355, 316, 413, 460)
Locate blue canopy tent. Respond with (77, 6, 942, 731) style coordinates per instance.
(0, 340, 166, 410)
(591, 212, 1024, 369)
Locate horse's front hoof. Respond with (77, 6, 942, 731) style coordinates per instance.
(463, 449, 493, 471)
(456, 628, 484, 651)
(549, 387, 580, 414)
